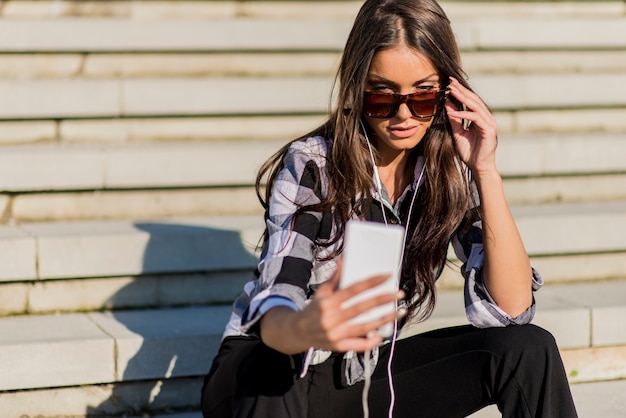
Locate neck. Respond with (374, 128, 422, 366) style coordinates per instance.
(376, 150, 413, 205)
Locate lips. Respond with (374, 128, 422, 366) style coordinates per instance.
(388, 125, 419, 139)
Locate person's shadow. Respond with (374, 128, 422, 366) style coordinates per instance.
(86, 221, 259, 416)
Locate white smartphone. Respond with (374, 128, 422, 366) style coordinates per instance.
(339, 220, 405, 337)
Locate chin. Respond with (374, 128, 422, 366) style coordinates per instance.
(389, 137, 424, 150)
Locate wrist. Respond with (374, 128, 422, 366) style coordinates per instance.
(473, 168, 501, 186)
(260, 307, 309, 354)
(472, 169, 504, 200)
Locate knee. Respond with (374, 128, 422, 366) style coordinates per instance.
(517, 324, 558, 347)
(503, 324, 561, 365)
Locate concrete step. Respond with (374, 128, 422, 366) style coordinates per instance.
(0, 133, 620, 224)
(0, 18, 354, 53)
(1, 106, 625, 147)
(0, 77, 332, 119)
(512, 200, 626, 256)
(7, 187, 263, 223)
(4, 1, 626, 18)
(8, 216, 261, 281)
(0, 270, 252, 317)
(5, 171, 626, 224)
(1, 279, 625, 416)
(5, 379, 626, 418)
(0, 132, 623, 193)
(0, 115, 329, 145)
(0, 0, 344, 20)
(403, 279, 626, 353)
(0, 202, 622, 282)
(0, 202, 625, 316)
(0, 107, 625, 161)
(2, 250, 625, 317)
(146, 378, 626, 418)
(463, 50, 626, 76)
(503, 173, 626, 206)
(439, 250, 626, 289)
(1, 1, 624, 20)
(402, 279, 626, 384)
(1, 72, 625, 119)
(495, 132, 626, 177)
(2, 50, 625, 80)
(470, 378, 626, 418)
(0, 141, 279, 192)
(0, 13, 625, 53)
(0, 306, 230, 410)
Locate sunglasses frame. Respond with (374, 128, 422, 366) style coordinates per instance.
(363, 88, 450, 119)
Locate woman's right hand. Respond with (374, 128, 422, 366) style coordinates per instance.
(260, 262, 405, 354)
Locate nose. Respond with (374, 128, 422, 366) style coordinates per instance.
(395, 102, 412, 120)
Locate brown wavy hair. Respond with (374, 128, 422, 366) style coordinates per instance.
(256, 0, 474, 321)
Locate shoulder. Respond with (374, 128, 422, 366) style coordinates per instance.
(284, 135, 330, 166)
(281, 136, 331, 183)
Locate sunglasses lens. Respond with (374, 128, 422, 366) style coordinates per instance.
(363, 90, 446, 118)
(408, 92, 439, 117)
(363, 93, 396, 118)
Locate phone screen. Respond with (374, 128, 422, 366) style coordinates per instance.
(340, 220, 405, 337)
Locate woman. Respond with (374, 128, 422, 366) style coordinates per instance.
(202, 0, 578, 416)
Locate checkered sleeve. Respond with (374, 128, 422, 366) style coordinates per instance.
(240, 137, 329, 334)
(452, 209, 544, 328)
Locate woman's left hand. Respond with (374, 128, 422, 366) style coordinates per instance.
(445, 77, 498, 176)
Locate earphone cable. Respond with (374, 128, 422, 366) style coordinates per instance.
(360, 120, 425, 418)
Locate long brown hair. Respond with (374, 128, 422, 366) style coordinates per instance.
(257, 0, 474, 321)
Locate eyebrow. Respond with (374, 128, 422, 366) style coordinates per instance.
(366, 73, 440, 89)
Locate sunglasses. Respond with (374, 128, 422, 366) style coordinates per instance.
(363, 89, 449, 119)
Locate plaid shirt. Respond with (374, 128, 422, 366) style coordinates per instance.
(223, 135, 543, 385)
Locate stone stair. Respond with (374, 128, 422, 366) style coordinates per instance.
(0, 1, 625, 416)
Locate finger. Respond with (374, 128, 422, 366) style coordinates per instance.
(448, 77, 490, 116)
(448, 83, 494, 133)
(314, 275, 402, 341)
(329, 297, 400, 343)
(340, 291, 398, 321)
(318, 284, 398, 330)
(337, 279, 405, 318)
(351, 311, 399, 336)
(447, 106, 479, 131)
(335, 273, 391, 303)
(329, 309, 401, 347)
(332, 334, 383, 353)
(446, 94, 496, 140)
(445, 100, 470, 132)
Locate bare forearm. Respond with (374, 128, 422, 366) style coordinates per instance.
(475, 170, 532, 317)
(260, 307, 310, 355)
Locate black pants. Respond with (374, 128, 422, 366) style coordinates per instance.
(201, 324, 578, 417)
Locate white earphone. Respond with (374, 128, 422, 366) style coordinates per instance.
(359, 119, 425, 418)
